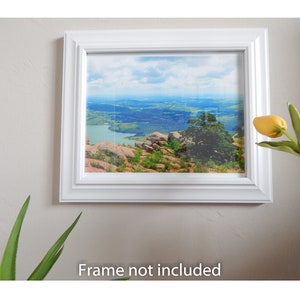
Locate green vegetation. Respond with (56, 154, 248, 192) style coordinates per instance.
(116, 163, 127, 172)
(109, 122, 138, 133)
(86, 110, 112, 125)
(183, 112, 236, 165)
(141, 151, 163, 170)
(90, 150, 124, 167)
(194, 163, 209, 173)
(0, 196, 81, 280)
(128, 148, 143, 164)
(233, 134, 245, 170)
(166, 138, 183, 155)
(85, 111, 245, 174)
(90, 161, 102, 169)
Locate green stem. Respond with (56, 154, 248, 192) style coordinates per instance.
(282, 130, 297, 143)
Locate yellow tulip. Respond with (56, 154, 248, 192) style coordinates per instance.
(253, 115, 287, 138)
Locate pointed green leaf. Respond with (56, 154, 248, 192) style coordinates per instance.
(113, 276, 131, 280)
(27, 212, 82, 280)
(0, 196, 30, 280)
(288, 102, 300, 148)
(28, 246, 64, 279)
(256, 141, 300, 157)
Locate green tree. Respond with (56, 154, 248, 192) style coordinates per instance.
(183, 112, 236, 165)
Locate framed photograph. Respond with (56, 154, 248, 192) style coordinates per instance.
(60, 28, 272, 203)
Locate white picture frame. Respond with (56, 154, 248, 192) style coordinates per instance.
(59, 28, 272, 203)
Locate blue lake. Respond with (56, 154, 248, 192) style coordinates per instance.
(86, 124, 136, 146)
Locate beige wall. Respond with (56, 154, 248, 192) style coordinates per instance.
(0, 18, 300, 280)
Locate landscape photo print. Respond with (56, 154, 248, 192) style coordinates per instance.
(85, 51, 245, 174)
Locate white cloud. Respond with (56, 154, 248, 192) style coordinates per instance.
(86, 52, 244, 97)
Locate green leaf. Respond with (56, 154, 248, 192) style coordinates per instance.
(256, 141, 300, 157)
(27, 212, 82, 280)
(113, 276, 131, 280)
(0, 196, 30, 280)
(288, 102, 300, 148)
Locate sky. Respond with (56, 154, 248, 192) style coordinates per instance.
(86, 52, 244, 98)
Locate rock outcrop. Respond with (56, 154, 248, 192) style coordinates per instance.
(135, 131, 168, 153)
(86, 141, 134, 160)
(85, 141, 135, 172)
(84, 129, 244, 173)
(85, 130, 196, 173)
(168, 131, 193, 147)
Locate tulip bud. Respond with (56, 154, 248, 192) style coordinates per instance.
(253, 115, 288, 138)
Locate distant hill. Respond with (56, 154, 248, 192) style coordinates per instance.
(86, 96, 243, 138)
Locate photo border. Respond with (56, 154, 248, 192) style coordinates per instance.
(60, 28, 272, 203)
